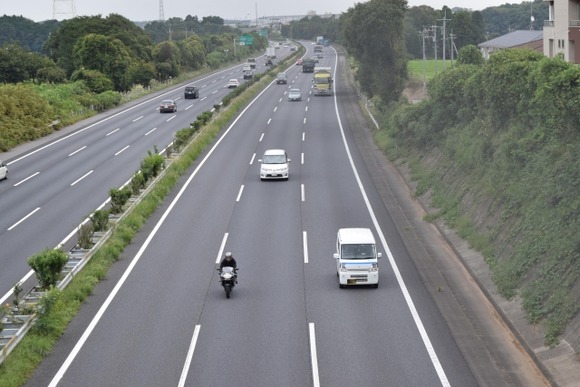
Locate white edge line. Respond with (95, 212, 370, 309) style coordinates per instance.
(309, 323, 320, 387)
(50, 79, 275, 384)
(330, 46, 450, 387)
(177, 324, 201, 387)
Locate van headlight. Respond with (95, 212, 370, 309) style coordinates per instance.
(370, 263, 378, 272)
(340, 264, 348, 272)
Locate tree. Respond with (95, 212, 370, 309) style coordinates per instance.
(72, 33, 134, 91)
(342, 0, 408, 103)
(457, 44, 483, 65)
(404, 6, 438, 59)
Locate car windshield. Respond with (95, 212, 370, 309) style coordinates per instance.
(277, 74, 286, 78)
(341, 244, 375, 259)
(263, 154, 287, 164)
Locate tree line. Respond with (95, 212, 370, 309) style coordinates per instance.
(0, 14, 267, 91)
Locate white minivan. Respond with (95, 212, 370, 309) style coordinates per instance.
(0, 160, 7, 180)
(334, 228, 382, 288)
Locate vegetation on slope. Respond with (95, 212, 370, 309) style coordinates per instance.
(377, 48, 579, 345)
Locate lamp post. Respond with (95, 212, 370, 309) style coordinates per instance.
(233, 38, 238, 59)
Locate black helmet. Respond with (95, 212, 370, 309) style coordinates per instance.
(225, 252, 232, 258)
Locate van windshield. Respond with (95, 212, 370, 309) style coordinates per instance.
(341, 244, 375, 259)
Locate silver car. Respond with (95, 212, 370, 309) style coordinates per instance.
(288, 89, 302, 102)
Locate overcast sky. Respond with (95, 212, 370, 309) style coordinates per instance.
(3, 1, 531, 22)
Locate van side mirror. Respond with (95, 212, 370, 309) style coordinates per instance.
(333, 253, 340, 259)
(377, 252, 382, 259)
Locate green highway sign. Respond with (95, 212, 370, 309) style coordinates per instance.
(239, 34, 254, 45)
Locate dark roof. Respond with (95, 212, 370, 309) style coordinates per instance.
(478, 30, 543, 48)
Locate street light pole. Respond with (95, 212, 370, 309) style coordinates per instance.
(233, 38, 237, 59)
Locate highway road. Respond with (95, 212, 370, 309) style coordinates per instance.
(0, 48, 291, 305)
(22, 44, 487, 386)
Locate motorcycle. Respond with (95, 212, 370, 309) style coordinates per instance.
(218, 266, 238, 298)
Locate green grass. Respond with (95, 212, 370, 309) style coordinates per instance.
(408, 59, 454, 81)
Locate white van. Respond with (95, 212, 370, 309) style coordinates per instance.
(334, 228, 382, 288)
(0, 160, 7, 180)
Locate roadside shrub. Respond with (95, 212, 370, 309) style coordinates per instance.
(77, 223, 93, 249)
(90, 209, 110, 231)
(109, 186, 132, 214)
(27, 249, 69, 289)
(131, 171, 146, 195)
(140, 148, 165, 181)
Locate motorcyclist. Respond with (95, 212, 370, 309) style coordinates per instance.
(220, 252, 237, 270)
(219, 252, 238, 282)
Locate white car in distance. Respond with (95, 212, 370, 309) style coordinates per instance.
(227, 79, 240, 88)
(0, 160, 7, 180)
(259, 149, 290, 180)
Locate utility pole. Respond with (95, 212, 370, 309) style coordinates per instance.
(449, 33, 457, 65)
(439, 11, 450, 71)
(431, 25, 438, 76)
(421, 27, 429, 95)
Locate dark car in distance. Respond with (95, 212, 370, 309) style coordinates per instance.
(184, 86, 199, 99)
(276, 73, 288, 84)
(159, 99, 177, 113)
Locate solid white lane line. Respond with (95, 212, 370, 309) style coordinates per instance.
(114, 146, 130, 156)
(303, 231, 309, 264)
(216, 233, 229, 264)
(329, 47, 450, 386)
(70, 170, 93, 186)
(309, 323, 320, 387)
(13, 172, 39, 187)
(236, 185, 244, 202)
(7, 207, 40, 231)
(69, 146, 87, 156)
(178, 325, 201, 387)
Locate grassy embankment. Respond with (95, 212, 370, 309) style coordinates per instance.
(373, 55, 579, 347)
